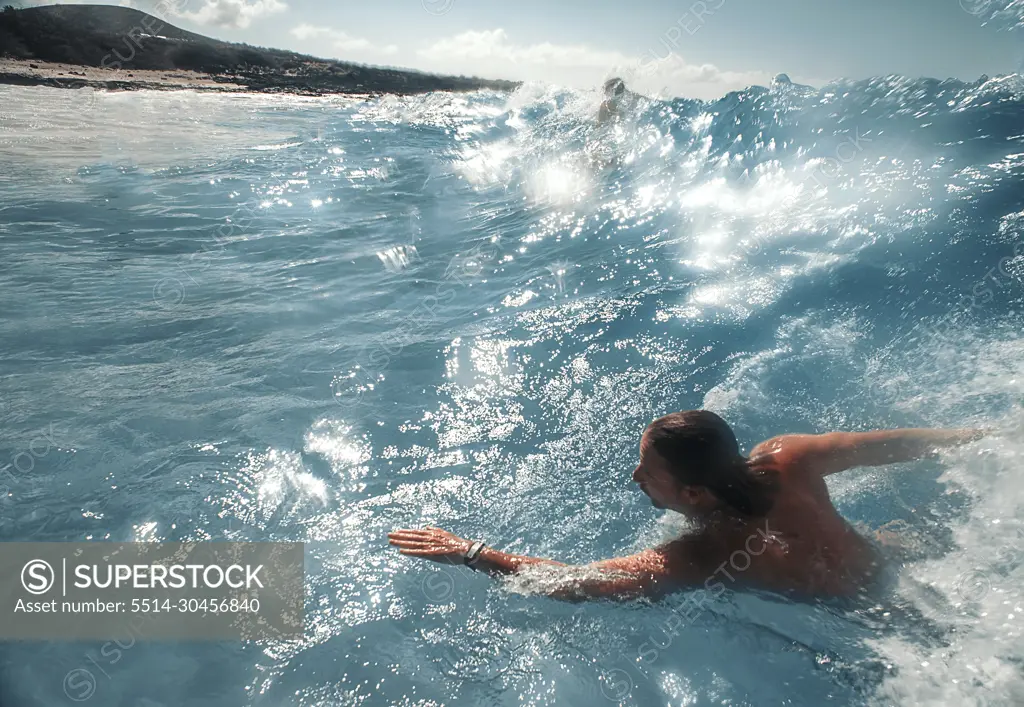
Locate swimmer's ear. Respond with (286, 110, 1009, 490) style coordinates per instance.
(679, 485, 712, 506)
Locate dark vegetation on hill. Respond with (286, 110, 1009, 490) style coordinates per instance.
(0, 4, 519, 94)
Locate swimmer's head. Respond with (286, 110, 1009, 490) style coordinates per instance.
(604, 77, 626, 98)
(633, 410, 778, 517)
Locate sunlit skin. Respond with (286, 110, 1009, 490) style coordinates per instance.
(389, 425, 990, 599)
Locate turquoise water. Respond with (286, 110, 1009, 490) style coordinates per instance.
(1, 79, 1024, 705)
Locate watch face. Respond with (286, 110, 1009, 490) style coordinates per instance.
(464, 541, 484, 563)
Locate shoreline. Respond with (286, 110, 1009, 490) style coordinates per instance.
(1, 58, 249, 94)
(0, 58, 511, 97)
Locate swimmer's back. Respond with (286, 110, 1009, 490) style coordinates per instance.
(741, 436, 884, 595)
(739, 428, 987, 594)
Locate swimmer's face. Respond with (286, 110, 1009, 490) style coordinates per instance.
(634, 430, 716, 515)
(604, 80, 625, 98)
(633, 432, 684, 511)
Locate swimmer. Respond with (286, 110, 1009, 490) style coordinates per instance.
(389, 411, 992, 599)
(597, 77, 627, 124)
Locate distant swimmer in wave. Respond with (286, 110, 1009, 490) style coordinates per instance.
(770, 72, 815, 94)
(597, 76, 630, 125)
(589, 77, 637, 167)
(390, 411, 991, 600)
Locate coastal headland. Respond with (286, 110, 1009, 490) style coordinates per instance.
(0, 4, 520, 96)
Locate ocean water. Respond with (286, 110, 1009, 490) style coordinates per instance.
(1, 77, 1024, 706)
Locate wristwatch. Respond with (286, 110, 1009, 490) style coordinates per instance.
(463, 541, 486, 569)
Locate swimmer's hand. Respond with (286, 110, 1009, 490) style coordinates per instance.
(388, 526, 472, 565)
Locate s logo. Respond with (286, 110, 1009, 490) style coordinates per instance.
(21, 559, 55, 595)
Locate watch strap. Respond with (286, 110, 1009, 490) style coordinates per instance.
(464, 541, 486, 568)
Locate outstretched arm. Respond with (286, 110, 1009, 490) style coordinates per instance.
(388, 527, 690, 600)
(772, 428, 991, 477)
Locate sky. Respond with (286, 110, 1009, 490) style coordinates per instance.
(18, 0, 1024, 98)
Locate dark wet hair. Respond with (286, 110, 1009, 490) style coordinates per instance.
(604, 77, 626, 96)
(644, 410, 778, 516)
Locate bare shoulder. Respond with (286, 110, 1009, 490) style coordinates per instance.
(750, 434, 812, 462)
(749, 434, 832, 478)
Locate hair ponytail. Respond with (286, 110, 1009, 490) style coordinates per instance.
(705, 456, 777, 517)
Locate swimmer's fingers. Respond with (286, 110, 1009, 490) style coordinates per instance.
(396, 547, 448, 556)
(388, 527, 446, 537)
(388, 529, 429, 538)
(388, 535, 451, 550)
(385, 541, 430, 549)
(387, 531, 426, 539)
(396, 547, 463, 564)
(389, 528, 463, 543)
(387, 533, 434, 544)
(388, 530, 437, 542)
(389, 538, 460, 553)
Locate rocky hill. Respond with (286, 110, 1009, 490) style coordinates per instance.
(0, 4, 519, 95)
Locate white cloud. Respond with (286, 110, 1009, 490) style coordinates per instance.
(416, 28, 777, 99)
(179, 0, 287, 30)
(634, 53, 771, 95)
(289, 23, 398, 60)
(289, 24, 329, 40)
(419, 29, 627, 69)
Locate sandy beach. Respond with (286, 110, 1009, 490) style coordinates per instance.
(0, 57, 249, 93)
